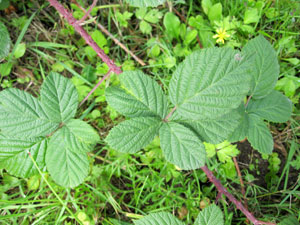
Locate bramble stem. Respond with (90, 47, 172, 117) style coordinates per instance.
(78, 0, 97, 24)
(47, 0, 122, 75)
(201, 165, 276, 225)
(72, 0, 146, 66)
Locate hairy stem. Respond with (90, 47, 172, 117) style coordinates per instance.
(47, 0, 122, 75)
(72, 0, 146, 66)
(201, 165, 276, 225)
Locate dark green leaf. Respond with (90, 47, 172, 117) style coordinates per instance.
(0, 21, 11, 60)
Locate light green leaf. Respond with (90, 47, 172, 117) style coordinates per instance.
(169, 48, 252, 120)
(159, 122, 206, 170)
(217, 145, 240, 163)
(0, 88, 59, 138)
(0, 21, 11, 60)
(14, 43, 26, 59)
(163, 12, 181, 41)
(125, 0, 167, 7)
(0, 135, 47, 178)
(208, 3, 222, 22)
(106, 71, 168, 119)
(247, 114, 273, 154)
(201, 0, 213, 15)
(144, 9, 163, 24)
(242, 35, 279, 99)
(106, 117, 162, 153)
(172, 109, 241, 144)
(46, 126, 89, 188)
(140, 20, 152, 34)
(244, 8, 260, 24)
(134, 212, 184, 225)
(65, 119, 100, 152)
(247, 90, 292, 123)
(194, 204, 224, 225)
(41, 72, 78, 123)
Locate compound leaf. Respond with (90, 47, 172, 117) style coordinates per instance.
(247, 114, 273, 154)
(194, 204, 224, 225)
(159, 122, 206, 170)
(105, 117, 162, 153)
(0, 88, 59, 138)
(0, 21, 10, 60)
(46, 126, 89, 188)
(169, 48, 252, 120)
(125, 0, 167, 7)
(41, 72, 78, 123)
(134, 212, 184, 225)
(106, 71, 168, 119)
(0, 135, 47, 178)
(242, 35, 279, 99)
(172, 109, 241, 144)
(228, 104, 248, 142)
(247, 90, 292, 123)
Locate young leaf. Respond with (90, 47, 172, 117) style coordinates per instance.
(0, 21, 10, 60)
(169, 48, 252, 120)
(134, 212, 185, 225)
(247, 90, 292, 123)
(247, 114, 273, 154)
(194, 204, 224, 225)
(0, 135, 47, 178)
(125, 0, 167, 8)
(0, 89, 59, 138)
(105, 117, 162, 153)
(106, 71, 168, 119)
(208, 3, 222, 22)
(163, 12, 181, 41)
(159, 122, 206, 170)
(172, 109, 241, 144)
(46, 126, 89, 188)
(242, 36, 279, 99)
(41, 72, 78, 123)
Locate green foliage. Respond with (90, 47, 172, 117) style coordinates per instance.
(125, 0, 167, 7)
(0, 21, 11, 60)
(134, 204, 224, 225)
(0, 73, 99, 188)
(163, 12, 181, 41)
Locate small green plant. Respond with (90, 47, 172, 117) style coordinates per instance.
(134, 204, 224, 225)
(0, 72, 100, 188)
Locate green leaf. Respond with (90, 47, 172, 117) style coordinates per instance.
(159, 122, 206, 170)
(201, 0, 213, 15)
(106, 117, 162, 153)
(163, 12, 181, 41)
(14, 43, 26, 59)
(244, 8, 260, 24)
(242, 36, 279, 99)
(247, 114, 273, 154)
(41, 72, 78, 123)
(194, 204, 224, 225)
(65, 119, 100, 152)
(217, 145, 240, 163)
(247, 90, 292, 123)
(46, 126, 89, 188)
(106, 71, 168, 119)
(0, 89, 59, 138)
(140, 20, 152, 34)
(125, 0, 167, 7)
(279, 216, 300, 225)
(144, 9, 163, 24)
(208, 3, 222, 22)
(228, 105, 248, 142)
(0, 21, 11, 60)
(0, 135, 47, 178)
(172, 109, 241, 144)
(134, 212, 184, 225)
(169, 48, 252, 120)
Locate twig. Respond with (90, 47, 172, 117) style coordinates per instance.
(201, 165, 276, 225)
(233, 156, 249, 213)
(72, 0, 146, 66)
(47, 0, 122, 75)
(78, 0, 97, 24)
(79, 69, 112, 107)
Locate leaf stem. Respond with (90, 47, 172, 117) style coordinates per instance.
(164, 106, 177, 122)
(27, 152, 83, 225)
(245, 95, 252, 108)
(200, 165, 276, 225)
(47, 0, 122, 75)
